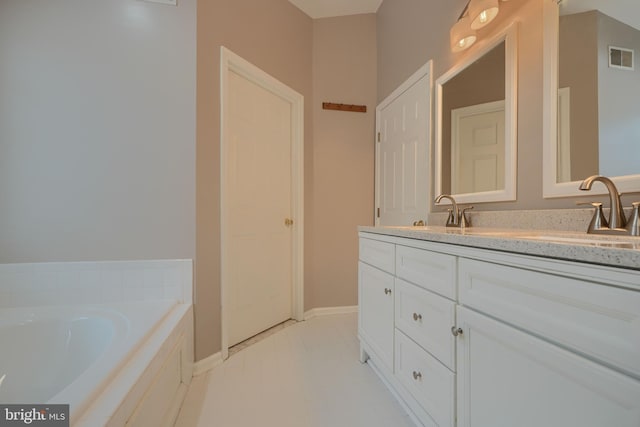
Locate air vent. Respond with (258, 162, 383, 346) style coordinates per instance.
(609, 46, 634, 70)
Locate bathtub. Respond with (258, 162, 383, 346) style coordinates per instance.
(0, 300, 193, 426)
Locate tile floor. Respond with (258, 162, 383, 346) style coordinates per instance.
(174, 313, 415, 427)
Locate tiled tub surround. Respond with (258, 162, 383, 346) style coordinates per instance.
(358, 229, 640, 427)
(0, 259, 193, 307)
(0, 259, 194, 427)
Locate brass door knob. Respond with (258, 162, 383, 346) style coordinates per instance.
(284, 218, 294, 226)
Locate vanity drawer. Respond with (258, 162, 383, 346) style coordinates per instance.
(396, 245, 456, 300)
(359, 237, 395, 274)
(458, 257, 640, 378)
(395, 278, 456, 370)
(395, 329, 455, 427)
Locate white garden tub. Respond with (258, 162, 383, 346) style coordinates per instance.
(0, 301, 193, 426)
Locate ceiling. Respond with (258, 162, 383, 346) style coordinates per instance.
(288, 0, 383, 19)
(561, 0, 640, 31)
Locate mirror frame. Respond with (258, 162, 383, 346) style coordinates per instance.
(435, 23, 518, 204)
(542, 0, 640, 198)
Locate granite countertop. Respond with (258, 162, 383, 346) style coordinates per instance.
(358, 225, 640, 271)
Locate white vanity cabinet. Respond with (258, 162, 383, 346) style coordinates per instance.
(358, 231, 640, 427)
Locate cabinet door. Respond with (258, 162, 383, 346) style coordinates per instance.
(359, 262, 394, 371)
(456, 306, 640, 427)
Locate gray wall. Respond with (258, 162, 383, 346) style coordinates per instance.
(0, 0, 196, 262)
(310, 14, 377, 309)
(597, 12, 640, 177)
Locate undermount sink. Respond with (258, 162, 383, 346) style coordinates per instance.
(463, 230, 525, 236)
(518, 234, 639, 248)
(393, 225, 640, 248)
(459, 229, 639, 248)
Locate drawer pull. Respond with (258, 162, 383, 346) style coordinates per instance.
(451, 326, 463, 337)
(412, 313, 423, 321)
(384, 288, 392, 295)
(412, 371, 422, 381)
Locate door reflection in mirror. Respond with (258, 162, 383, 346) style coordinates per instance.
(441, 42, 505, 194)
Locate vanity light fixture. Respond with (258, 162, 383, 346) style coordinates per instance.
(469, 0, 499, 29)
(450, 3, 477, 52)
(450, 0, 508, 52)
(450, 14, 477, 52)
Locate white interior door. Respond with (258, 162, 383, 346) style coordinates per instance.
(226, 69, 293, 347)
(451, 100, 505, 194)
(375, 63, 431, 226)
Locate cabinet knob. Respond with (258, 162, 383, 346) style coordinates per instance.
(412, 371, 422, 381)
(451, 326, 463, 337)
(384, 288, 392, 295)
(412, 313, 422, 321)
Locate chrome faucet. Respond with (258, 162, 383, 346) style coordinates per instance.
(579, 175, 626, 230)
(435, 194, 473, 228)
(578, 175, 631, 234)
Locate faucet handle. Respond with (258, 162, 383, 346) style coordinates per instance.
(625, 202, 640, 236)
(445, 209, 456, 227)
(460, 206, 474, 229)
(577, 201, 608, 232)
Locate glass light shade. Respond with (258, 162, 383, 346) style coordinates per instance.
(469, 0, 499, 30)
(450, 16, 477, 52)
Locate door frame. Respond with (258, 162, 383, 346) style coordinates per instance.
(374, 60, 433, 226)
(220, 46, 304, 360)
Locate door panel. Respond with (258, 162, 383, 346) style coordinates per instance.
(451, 100, 505, 194)
(377, 72, 430, 226)
(228, 70, 293, 346)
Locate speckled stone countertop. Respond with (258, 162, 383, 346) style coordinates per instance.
(358, 225, 640, 271)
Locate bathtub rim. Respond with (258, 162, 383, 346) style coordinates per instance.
(72, 302, 193, 427)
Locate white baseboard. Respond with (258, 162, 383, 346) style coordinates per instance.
(193, 351, 223, 377)
(304, 305, 358, 320)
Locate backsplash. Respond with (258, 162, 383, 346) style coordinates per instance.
(0, 259, 193, 308)
(427, 208, 633, 232)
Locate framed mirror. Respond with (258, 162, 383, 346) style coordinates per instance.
(543, 0, 640, 198)
(435, 24, 518, 204)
